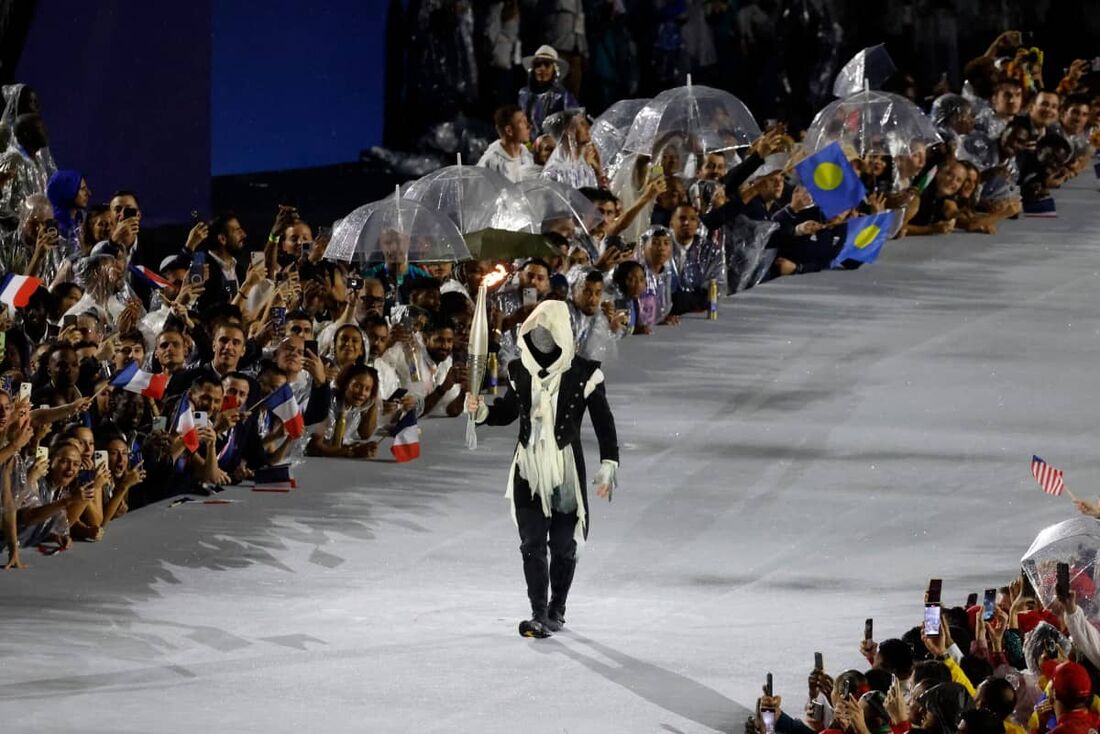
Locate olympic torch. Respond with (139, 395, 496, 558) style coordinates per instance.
(465, 265, 508, 450)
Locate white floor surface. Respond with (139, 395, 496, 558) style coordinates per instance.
(3, 178, 1100, 733)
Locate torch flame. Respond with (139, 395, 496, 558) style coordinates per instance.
(482, 264, 509, 290)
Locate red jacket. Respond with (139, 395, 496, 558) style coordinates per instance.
(1050, 708, 1100, 734)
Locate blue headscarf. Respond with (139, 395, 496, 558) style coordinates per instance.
(46, 169, 84, 237)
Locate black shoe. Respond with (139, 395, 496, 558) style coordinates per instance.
(542, 609, 565, 632)
(519, 618, 552, 638)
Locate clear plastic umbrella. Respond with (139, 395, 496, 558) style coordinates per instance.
(833, 44, 897, 98)
(622, 75, 761, 156)
(401, 156, 536, 234)
(324, 190, 471, 265)
(804, 88, 942, 159)
(517, 179, 602, 236)
(591, 98, 650, 172)
(1021, 517, 1100, 613)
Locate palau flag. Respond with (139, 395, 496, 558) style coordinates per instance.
(831, 210, 899, 269)
(794, 142, 868, 219)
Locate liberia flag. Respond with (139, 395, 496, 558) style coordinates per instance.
(109, 361, 168, 400)
(0, 273, 42, 308)
(390, 409, 420, 462)
(263, 384, 304, 439)
(128, 264, 170, 289)
(175, 392, 200, 453)
(1031, 455, 1065, 496)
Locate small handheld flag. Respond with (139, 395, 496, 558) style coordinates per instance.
(794, 142, 868, 219)
(831, 210, 898, 269)
(109, 361, 168, 400)
(1031, 455, 1067, 497)
(262, 384, 304, 439)
(128, 264, 171, 290)
(390, 410, 421, 462)
(175, 392, 200, 453)
(0, 273, 42, 308)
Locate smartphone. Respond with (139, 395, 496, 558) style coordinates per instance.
(651, 164, 665, 177)
(152, 416, 168, 432)
(36, 446, 49, 462)
(966, 592, 978, 608)
(122, 206, 138, 220)
(1057, 562, 1071, 600)
(271, 306, 287, 337)
(388, 387, 408, 401)
(761, 710, 776, 734)
(251, 251, 266, 268)
(522, 287, 538, 307)
(924, 579, 942, 635)
(304, 339, 319, 356)
(43, 217, 59, 234)
(840, 676, 854, 699)
(189, 252, 206, 286)
(864, 618, 873, 641)
(193, 411, 208, 428)
(764, 672, 773, 698)
(923, 604, 942, 636)
(983, 588, 997, 621)
(222, 394, 239, 411)
(347, 276, 363, 291)
(129, 436, 143, 468)
(94, 450, 108, 471)
(814, 652, 823, 672)
(63, 313, 78, 328)
(18, 381, 31, 401)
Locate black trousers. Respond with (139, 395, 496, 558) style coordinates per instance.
(514, 478, 578, 619)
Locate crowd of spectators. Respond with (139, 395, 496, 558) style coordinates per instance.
(4, 17, 1100, 734)
(748, 577, 1100, 734)
(0, 19, 1093, 655)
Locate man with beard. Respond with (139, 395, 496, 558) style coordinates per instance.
(204, 211, 248, 305)
(420, 318, 466, 418)
(466, 300, 619, 638)
(567, 269, 624, 361)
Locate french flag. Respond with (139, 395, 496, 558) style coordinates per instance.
(175, 392, 200, 453)
(128, 264, 170, 289)
(109, 361, 168, 400)
(252, 463, 298, 492)
(390, 409, 421, 462)
(263, 384, 304, 439)
(0, 273, 42, 308)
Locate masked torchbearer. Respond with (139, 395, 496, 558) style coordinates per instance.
(466, 300, 619, 639)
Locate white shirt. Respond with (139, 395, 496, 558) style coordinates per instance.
(477, 140, 534, 183)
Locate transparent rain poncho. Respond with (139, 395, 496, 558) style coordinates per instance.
(591, 98, 650, 179)
(726, 215, 780, 293)
(832, 45, 897, 98)
(517, 178, 603, 237)
(1022, 517, 1100, 616)
(623, 77, 761, 156)
(635, 226, 675, 326)
(324, 196, 471, 266)
(540, 109, 600, 190)
(401, 160, 535, 234)
(805, 89, 942, 159)
(0, 84, 55, 228)
(929, 94, 973, 149)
